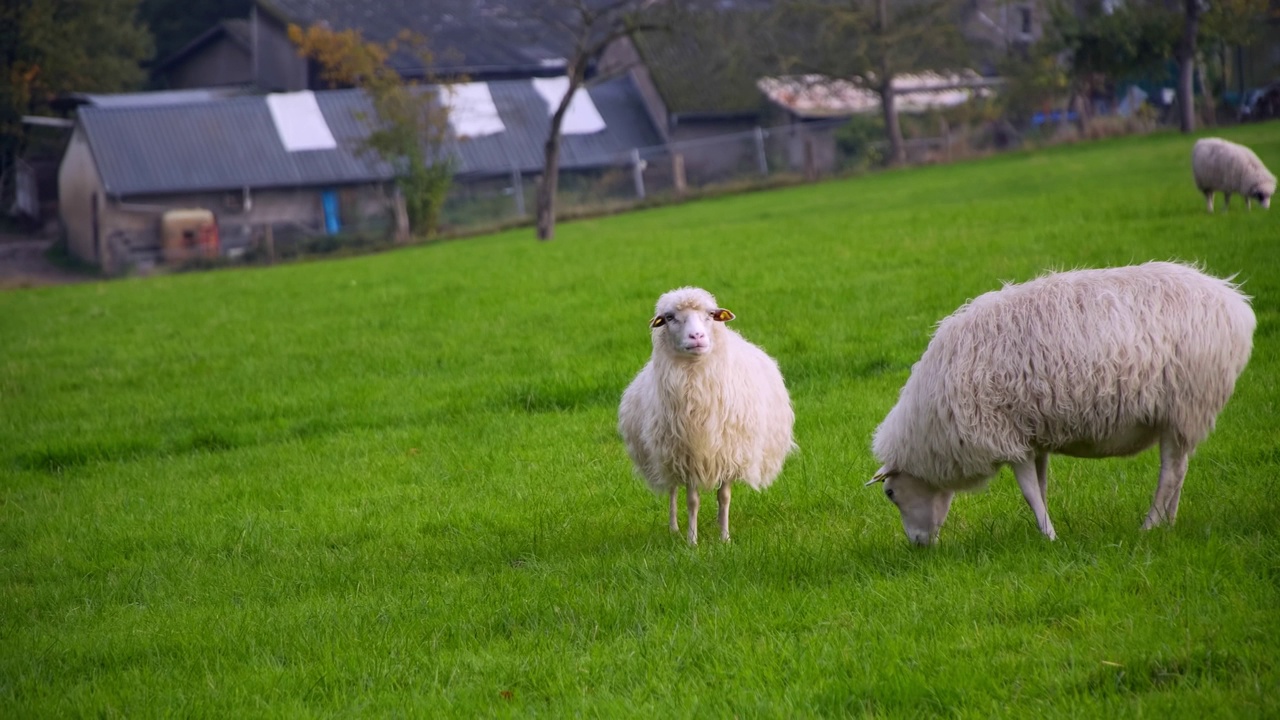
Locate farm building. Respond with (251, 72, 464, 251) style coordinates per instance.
(58, 90, 396, 272)
(57, 75, 661, 271)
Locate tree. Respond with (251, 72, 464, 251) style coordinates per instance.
(525, 0, 671, 242)
(1, 0, 150, 198)
(290, 25, 453, 238)
(1195, 0, 1270, 123)
(1048, 0, 1177, 133)
(1176, 0, 1203, 131)
(774, 0, 968, 167)
(1049, 0, 1267, 134)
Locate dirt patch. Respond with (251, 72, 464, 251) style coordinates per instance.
(0, 234, 95, 289)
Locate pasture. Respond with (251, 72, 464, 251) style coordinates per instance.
(2, 125, 1278, 717)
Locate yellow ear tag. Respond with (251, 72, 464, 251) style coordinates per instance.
(650, 315, 666, 328)
(712, 309, 735, 322)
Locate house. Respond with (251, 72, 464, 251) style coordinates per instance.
(58, 90, 396, 272)
(964, 0, 1049, 66)
(155, 0, 586, 93)
(755, 71, 1001, 171)
(57, 75, 662, 271)
(154, 2, 781, 183)
(151, 19, 254, 90)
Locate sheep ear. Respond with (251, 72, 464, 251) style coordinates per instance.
(712, 308, 735, 322)
(650, 315, 666, 328)
(866, 467, 894, 486)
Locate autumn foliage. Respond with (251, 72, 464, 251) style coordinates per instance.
(288, 24, 454, 237)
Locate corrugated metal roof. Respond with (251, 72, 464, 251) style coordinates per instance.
(259, 0, 577, 77)
(81, 93, 391, 196)
(60, 87, 248, 110)
(451, 75, 662, 179)
(79, 76, 663, 196)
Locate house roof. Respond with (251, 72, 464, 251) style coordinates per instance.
(452, 75, 661, 179)
(152, 19, 252, 75)
(758, 72, 1000, 119)
(52, 87, 250, 113)
(77, 75, 662, 196)
(256, 0, 578, 78)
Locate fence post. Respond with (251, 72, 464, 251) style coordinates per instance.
(511, 166, 525, 217)
(940, 116, 951, 163)
(672, 153, 687, 196)
(392, 187, 410, 243)
(803, 133, 817, 181)
(631, 148, 646, 200)
(754, 127, 768, 175)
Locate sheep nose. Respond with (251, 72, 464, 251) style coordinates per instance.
(688, 330, 705, 340)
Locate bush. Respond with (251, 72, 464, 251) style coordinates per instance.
(835, 115, 885, 169)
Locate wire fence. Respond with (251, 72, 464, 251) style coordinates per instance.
(440, 121, 847, 233)
(434, 112, 1099, 235)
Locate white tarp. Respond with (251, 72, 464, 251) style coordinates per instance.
(757, 71, 995, 118)
(266, 91, 338, 152)
(444, 82, 506, 138)
(532, 77, 606, 135)
(1117, 85, 1149, 117)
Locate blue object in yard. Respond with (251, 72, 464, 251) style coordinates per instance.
(1031, 110, 1080, 127)
(322, 189, 341, 235)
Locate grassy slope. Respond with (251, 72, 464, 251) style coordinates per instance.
(2, 126, 1278, 717)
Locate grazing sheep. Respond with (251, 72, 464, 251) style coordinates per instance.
(868, 262, 1255, 545)
(618, 287, 796, 544)
(1192, 137, 1275, 212)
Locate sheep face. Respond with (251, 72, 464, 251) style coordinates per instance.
(650, 288, 735, 358)
(870, 469, 954, 545)
(1250, 181, 1273, 209)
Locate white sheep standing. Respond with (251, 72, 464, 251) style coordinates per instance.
(868, 262, 1255, 545)
(619, 287, 796, 544)
(1191, 137, 1275, 212)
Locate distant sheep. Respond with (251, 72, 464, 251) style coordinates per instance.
(1192, 137, 1275, 212)
(869, 262, 1255, 545)
(619, 287, 796, 544)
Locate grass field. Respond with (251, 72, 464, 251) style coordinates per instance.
(3, 125, 1278, 717)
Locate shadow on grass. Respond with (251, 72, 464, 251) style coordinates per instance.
(1076, 649, 1256, 696)
(10, 416, 417, 474)
(496, 379, 623, 414)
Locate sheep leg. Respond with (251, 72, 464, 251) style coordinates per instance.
(669, 489, 679, 534)
(685, 481, 700, 545)
(717, 482, 732, 543)
(1035, 451, 1050, 504)
(1013, 459, 1056, 540)
(1223, 193, 1231, 211)
(1204, 190, 1214, 212)
(1142, 436, 1190, 529)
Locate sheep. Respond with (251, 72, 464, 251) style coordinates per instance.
(618, 287, 796, 544)
(868, 262, 1255, 545)
(1191, 137, 1275, 212)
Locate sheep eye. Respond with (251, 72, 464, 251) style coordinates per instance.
(885, 487, 895, 501)
(664, 313, 675, 322)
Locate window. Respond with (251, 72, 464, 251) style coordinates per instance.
(1019, 6, 1032, 35)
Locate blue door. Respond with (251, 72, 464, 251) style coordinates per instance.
(322, 189, 341, 235)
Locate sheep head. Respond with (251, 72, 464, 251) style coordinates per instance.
(649, 287, 735, 358)
(1250, 176, 1275, 209)
(867, 467, 954, 546)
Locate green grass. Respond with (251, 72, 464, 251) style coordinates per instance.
(3, 124, 1279, 717)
